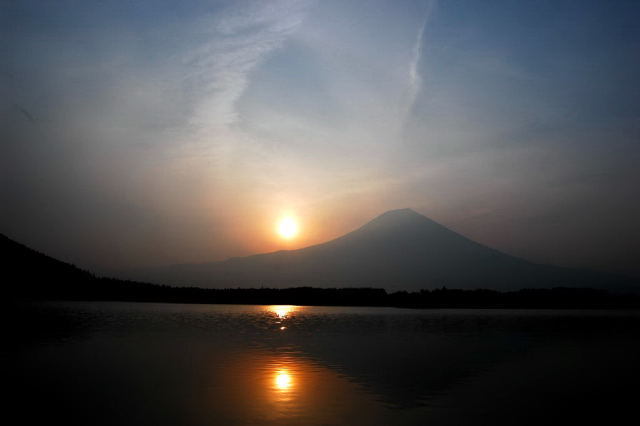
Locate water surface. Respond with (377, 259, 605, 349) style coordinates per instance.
(5, 302, 640, 425)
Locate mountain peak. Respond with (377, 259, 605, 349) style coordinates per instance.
(372, 208, 424, 221)
(379, 208, 420, 217)
(363, 208, 436, 230)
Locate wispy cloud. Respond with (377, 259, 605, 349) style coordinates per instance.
(185, 0, 311, 136)
(403, 1, 436, 122)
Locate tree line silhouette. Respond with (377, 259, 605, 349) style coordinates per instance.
(11, 276, 640, 309)
(5, 233, 639, 308)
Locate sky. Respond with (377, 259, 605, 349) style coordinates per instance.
(2, 0, 639, 277)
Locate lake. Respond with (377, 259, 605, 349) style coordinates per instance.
(5, 302, 640, 425)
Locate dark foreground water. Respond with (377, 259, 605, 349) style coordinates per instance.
(5, 302, 640, 425)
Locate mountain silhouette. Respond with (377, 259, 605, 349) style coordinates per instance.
(126, 209, 634, 291)
(3, 233, 95, 299)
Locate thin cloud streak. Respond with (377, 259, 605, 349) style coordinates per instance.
(185, 0, 311, 136)
(403, 1, 435, 124)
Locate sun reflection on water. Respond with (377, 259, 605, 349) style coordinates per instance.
(206, 348, 390, 424)
(201, 305, 394, 422)
(274, 369, 293, 391)
(266, 305, 299, 319)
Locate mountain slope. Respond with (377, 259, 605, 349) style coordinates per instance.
(128, 209, 633, 291)
(3, 233, 95, 299)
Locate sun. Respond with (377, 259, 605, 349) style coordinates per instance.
(277, 217, 299, 239)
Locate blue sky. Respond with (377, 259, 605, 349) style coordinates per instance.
(2, 0, 639, 276)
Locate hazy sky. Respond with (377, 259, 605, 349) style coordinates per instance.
(2, 0, 639, 277)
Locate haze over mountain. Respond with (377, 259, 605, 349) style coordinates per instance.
(123, 209, 634, 291)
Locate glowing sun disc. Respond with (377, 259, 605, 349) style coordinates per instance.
(277, 217, 298, 239)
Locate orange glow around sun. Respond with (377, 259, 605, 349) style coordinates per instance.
(277, 216, 299, 240)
